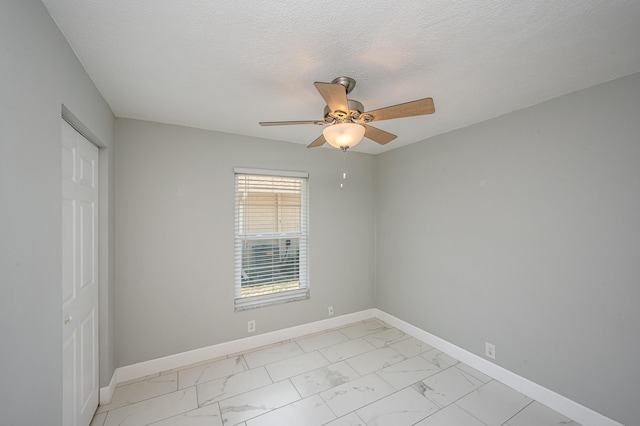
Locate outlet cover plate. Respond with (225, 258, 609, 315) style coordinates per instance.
(485, 342, 496, 359)
(248, 320, 256, 333)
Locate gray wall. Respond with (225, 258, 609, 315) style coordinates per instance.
(115, 118, 376, 366)
(375, 72, 640, 425)
(0, 1, 115, 425)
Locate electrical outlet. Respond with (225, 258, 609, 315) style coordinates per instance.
(247, 320, 256, 333)
(485, 342, 496, 359)
(328, 306, 334, 316)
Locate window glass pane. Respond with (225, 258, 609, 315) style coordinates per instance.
(241, 238, 300, 297)
(240, 192, 300, 234)
(277, 193, 301, 233)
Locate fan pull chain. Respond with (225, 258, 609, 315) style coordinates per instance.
(340, 147, 348, 189)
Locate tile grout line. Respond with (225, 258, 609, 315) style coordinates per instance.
(452, 380, 496, 426)
(501, 399, 536, 426)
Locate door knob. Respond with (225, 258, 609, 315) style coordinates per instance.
(64, 315, 73, 324)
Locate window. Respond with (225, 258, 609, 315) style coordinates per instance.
(234, 168, 309, 310)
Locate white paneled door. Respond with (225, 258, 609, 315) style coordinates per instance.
(62, 120, 99, 426)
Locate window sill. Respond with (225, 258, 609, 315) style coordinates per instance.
(234, 288, 309, 311)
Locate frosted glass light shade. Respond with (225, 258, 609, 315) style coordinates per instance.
(323, 123, 365, 149)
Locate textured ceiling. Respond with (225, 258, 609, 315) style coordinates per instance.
(42, 0, 640, 154)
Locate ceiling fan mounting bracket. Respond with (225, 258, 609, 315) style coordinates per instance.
(331, 76, 356, 94)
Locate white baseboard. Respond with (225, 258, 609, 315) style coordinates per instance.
(99, 309, 377, 403)
(99, 368, 118, 405)
(100, 307, 620, 426)
(373, 309, 622, 426)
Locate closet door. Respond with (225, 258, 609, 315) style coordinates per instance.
(62, 119, 99, 426)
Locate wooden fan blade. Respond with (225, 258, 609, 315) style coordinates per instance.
(314, 82, 349, 114)
(259, 120, 323, 126)
(363, 124, 397, 145)
(307, 134, 327, 148)
(364, 98, 435, 122)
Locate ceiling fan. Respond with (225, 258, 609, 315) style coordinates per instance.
(259, 76, 435, 151)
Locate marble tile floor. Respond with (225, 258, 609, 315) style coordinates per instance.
(91, 319, 581, 426)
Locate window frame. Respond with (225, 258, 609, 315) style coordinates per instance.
(233, 167, 309, 311)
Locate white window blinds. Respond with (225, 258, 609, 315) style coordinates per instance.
(234, 169, 309, 310)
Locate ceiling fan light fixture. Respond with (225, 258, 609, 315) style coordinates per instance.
(323, 122, 365, 150)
